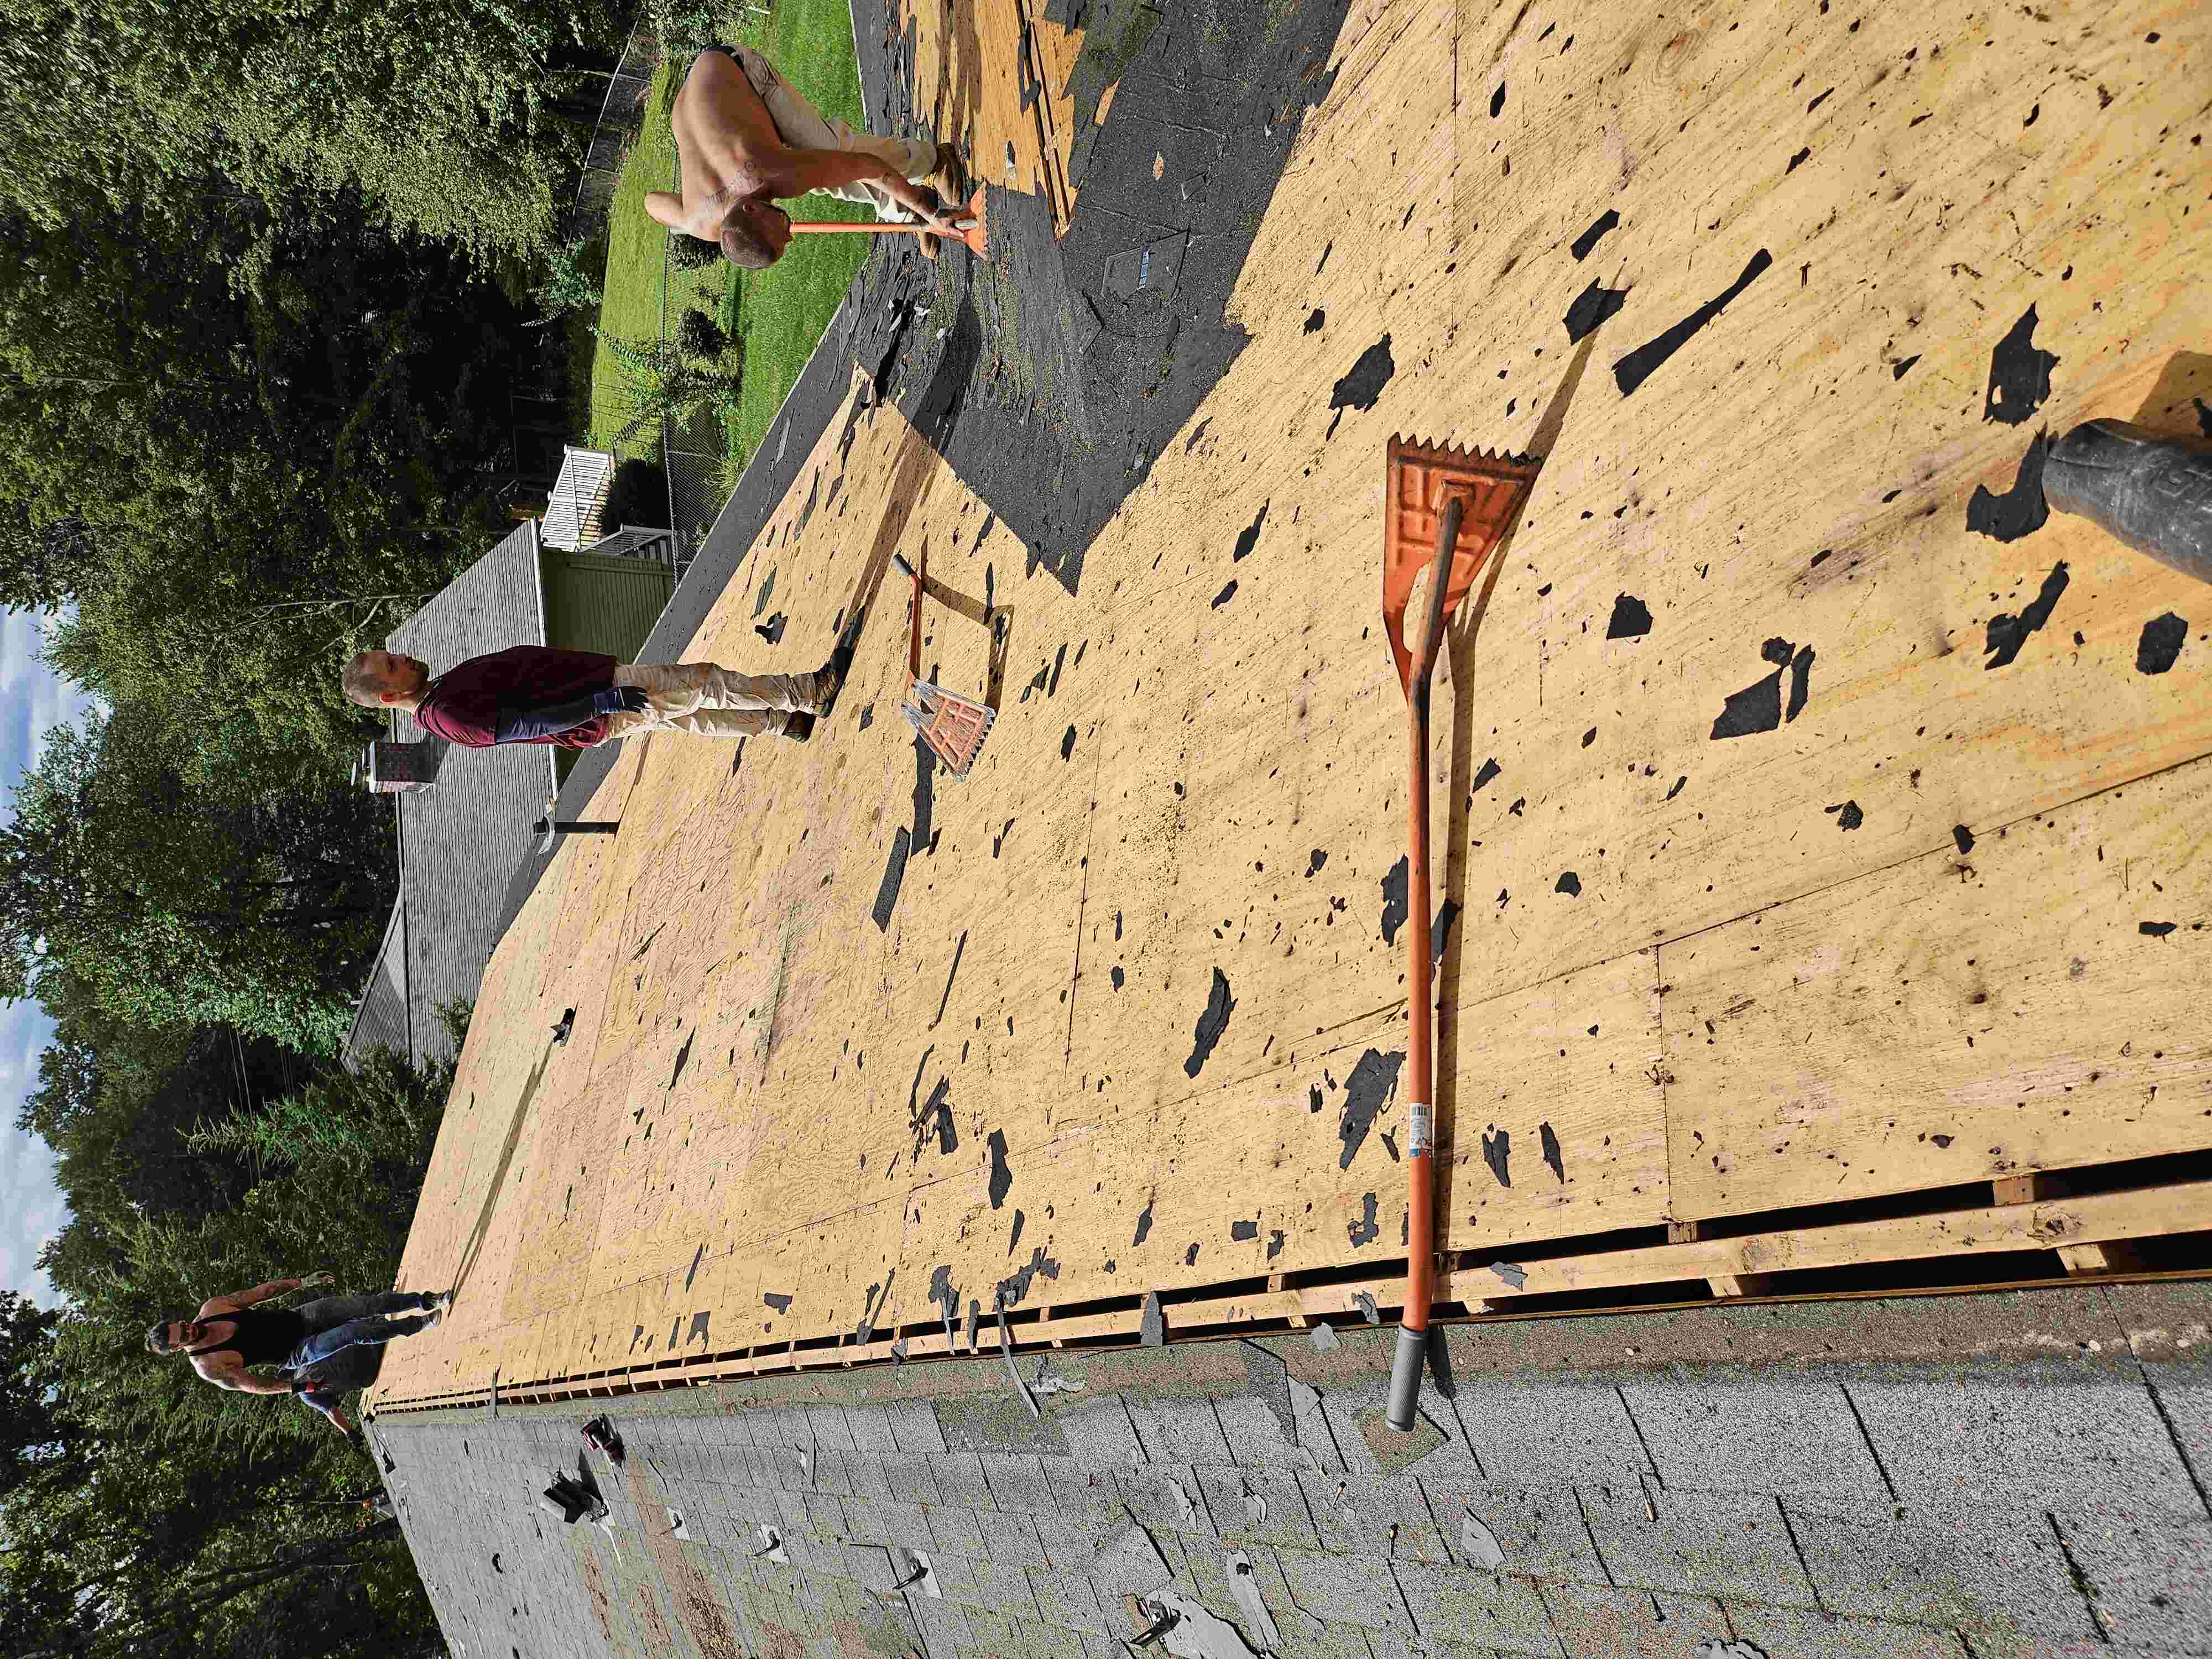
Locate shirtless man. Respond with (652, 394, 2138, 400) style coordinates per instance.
(645, 44, 971, 267)
(146, 1272, 450, 1436)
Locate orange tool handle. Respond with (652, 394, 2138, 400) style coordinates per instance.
(1386, 494, 1463, 1433)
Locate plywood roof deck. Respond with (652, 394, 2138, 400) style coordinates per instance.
(374, 0, 2211, 1410)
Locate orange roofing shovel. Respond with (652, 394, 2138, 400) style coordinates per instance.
(1380, 436, 1541, 1433)
(786, 186, 989, 257)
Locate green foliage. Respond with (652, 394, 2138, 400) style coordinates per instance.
(6, 1040, 454, 1659)
(595, 330, 743, 447)
(0, 188, 528, 771)
(0, 0, 616, 260)
(679, 306, 731, 359)
(0, 709, 393, 1051)
(189, 1046, 449, 1179)
(668, 231, 723, 271)
(0, 1292, 76, 1499)
(646, 0, 732, 55)
(0, 5, 637, 1656)
(533, 234, 607, 321)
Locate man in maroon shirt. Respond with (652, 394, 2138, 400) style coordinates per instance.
(341, 644, 841, 746)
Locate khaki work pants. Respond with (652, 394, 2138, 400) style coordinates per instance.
(723, 44, 936, 221)
(594, 661, 824, 743)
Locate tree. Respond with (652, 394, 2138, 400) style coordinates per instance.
(0, 709, 394, 1051)
(0, 0, 615, 259)
(667, 231, 722, 271)
(0, 190, 534, 768)
(531, 234, 606, 322)
(3, 1033, 457, 1659)
(596, 330, 743, 446)
(0, 1292, 77, 1498)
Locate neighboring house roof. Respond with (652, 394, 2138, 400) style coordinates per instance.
(343, 521, 553, 1071)
(342, 898, 411, 1065)
(542, 446, 616, 550)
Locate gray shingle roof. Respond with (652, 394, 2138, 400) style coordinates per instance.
(341, 896, 410, 1065)
(344, 521, 552, 1070)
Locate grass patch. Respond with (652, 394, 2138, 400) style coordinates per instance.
(589, 0, 877, 470)
(589, 62, 683, 451)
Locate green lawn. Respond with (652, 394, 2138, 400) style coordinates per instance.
(589, 0, 877, 472)
(587, 60, 682, 450)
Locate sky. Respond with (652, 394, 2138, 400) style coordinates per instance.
(0, 608, 100, 1308)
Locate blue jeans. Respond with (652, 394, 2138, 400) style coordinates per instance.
(283, 1291, 438, 1370)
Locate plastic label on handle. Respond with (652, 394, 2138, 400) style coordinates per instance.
(1407, 1099, 1434, 1157)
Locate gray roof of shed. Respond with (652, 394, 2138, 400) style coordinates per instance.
(344, 521, 551, 1070)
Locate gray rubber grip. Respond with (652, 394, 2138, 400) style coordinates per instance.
(1384, 1324, 1428, 1432)
(2043, 419, 2212, 583)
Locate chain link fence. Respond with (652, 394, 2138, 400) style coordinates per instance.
(660, 241, 736, 578)
(564, 31, 658, 241)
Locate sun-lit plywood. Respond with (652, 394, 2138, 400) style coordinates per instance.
(374, 0, 2211, 1407)
(891, 0, 1082, 230)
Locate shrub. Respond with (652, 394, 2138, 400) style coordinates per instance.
(533, 235, 606, 321)
(668, 233, 720, 271)
(678, 307, 728, 358)
(648, 0, 726, 54)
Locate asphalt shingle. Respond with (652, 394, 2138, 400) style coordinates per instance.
(1194, 1464, 1321, 1551)
(1058, 1395, 1146, 1471)
(1786, 1497, 2098, 1642)
(1214, 1390, 1316, 1469)
(926, 1504, 990, 1558)
(1131, 1395, 1237, 1468)
(1414, 1475, 1608, 1583)
(2052, 1512, 2212, 1653)
(1042, 1455, 1128, 1526)
(1274, 1548, 1414, 1633)
(1087, 1522, 1174, 1603)
(1579, 1483, 1816, 1608)
(979, 1451, 1056, 1514)
(886, 1398, 951, 1455)
(1723, 1604, 1971, 1659)
(369, 523, 558, 1071)
(1618, 1375, 1892, 1502)
(1850, 1371, 2203, 1519)
(1117, 1462, 1214, 1535)
(1452, 1376, 1655, 1488)
(1297, 1468, 1449, 1562)
(1541, 1581, 1729, 1659)
(1390, 1558, 1557, 1655)
(1027, 1563, 1111, 1634)
(984, 1510, 1050, 1568)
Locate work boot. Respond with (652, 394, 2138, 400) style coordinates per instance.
(932, 142, 969, 202)
(811, 639, 855, 713)
(782, 711, 816, 743)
